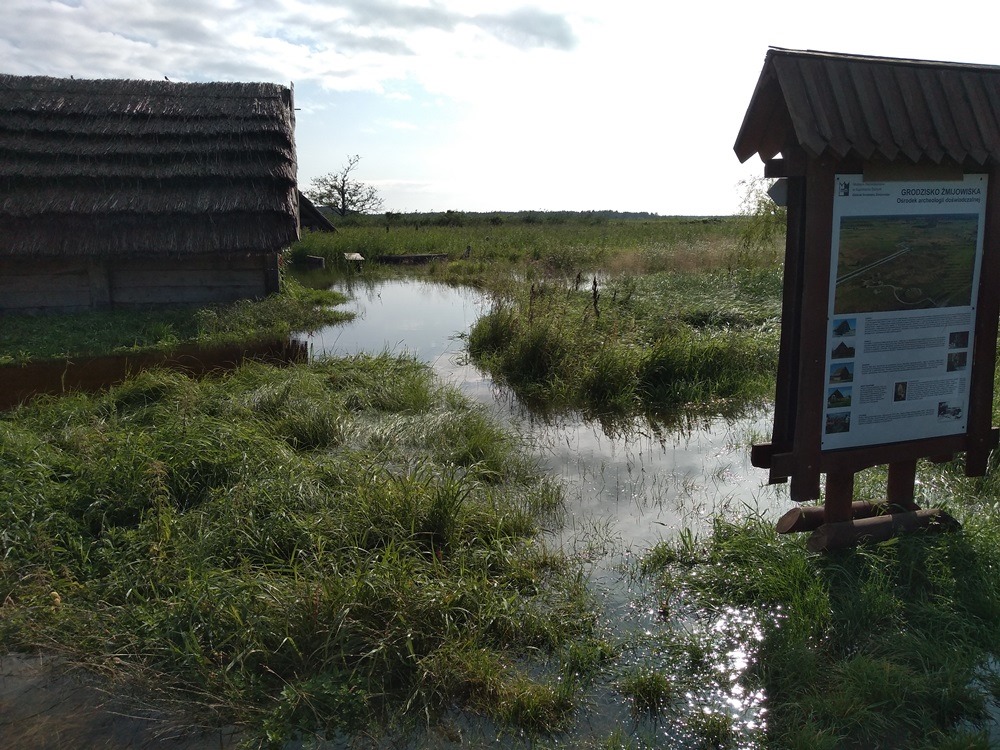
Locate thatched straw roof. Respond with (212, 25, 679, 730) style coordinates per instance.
(0, 74, 298, 257)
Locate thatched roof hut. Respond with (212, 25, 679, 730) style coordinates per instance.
(0, 74, 299, 312)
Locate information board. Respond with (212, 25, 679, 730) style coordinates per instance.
(822, 174, 988, 450)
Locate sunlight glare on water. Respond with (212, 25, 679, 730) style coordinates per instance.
(300, 277, 788, 552)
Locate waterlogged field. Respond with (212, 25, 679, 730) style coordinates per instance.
(467, 267, 781, 421)
(641, 472, 1000, 750)
(0, 279, 349, 365)
(0, 360, 603, 746)
(291, 213, 758, 281)
(6, 212, 1000, 747)
(295, 214, 782, 422)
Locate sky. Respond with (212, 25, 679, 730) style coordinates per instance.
(3, 1, 999, 215)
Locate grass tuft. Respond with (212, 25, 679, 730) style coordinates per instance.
(0, 357, 602, 743)
(640, 504, 1000, 749)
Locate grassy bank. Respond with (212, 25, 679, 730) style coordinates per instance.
(638, 468, 1000, 749)
(0, 278, 348, 365)
(291, 215, 754, 285)
(0, 357, 605, 745)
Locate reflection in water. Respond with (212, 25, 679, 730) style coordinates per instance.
(301, 277, 787, 551)
(0, 654, 237, 749)
(300, 277, 493, 404)
(5, 277, 782, 748)
(301, 276, 783, 747)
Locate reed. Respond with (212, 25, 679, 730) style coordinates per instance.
(288, 215, 762, 280)
(467, 267, 781, 420)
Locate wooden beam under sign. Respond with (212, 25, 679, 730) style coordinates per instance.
(966, 169, 1000, 476)
(777, 500, 917, 534)
(807, 509, 959, 553)
(819, 432, 991, 474)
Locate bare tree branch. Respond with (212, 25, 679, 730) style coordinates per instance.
(306, 155, 384, 217)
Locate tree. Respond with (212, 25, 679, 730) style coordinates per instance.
(306, 155, 384, 217)
(736, 175, 786, 262)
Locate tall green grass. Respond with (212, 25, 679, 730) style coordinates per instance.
(467, 268, 781, 421)
(287, 217, 783, 424)
(0, 357, 602, 744)
(640, 499, 1000, 749)
(289, 216, 754, 281)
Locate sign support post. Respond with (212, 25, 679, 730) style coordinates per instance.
(735, 49, 1000, 550)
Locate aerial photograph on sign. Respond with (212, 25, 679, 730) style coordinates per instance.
(833, 214, 979, 314)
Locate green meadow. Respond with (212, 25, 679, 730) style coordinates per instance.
(5, 206, 1000, 747)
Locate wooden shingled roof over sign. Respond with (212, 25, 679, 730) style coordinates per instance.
(735, 47, 1000, 168)
(0, 74, 299, 257)
(735, 48, 1000, 548)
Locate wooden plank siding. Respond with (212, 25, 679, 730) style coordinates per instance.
(0, 254, 275, 313)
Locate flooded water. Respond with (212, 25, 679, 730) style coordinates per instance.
(3, 277, 785, 748)
(0, 654, 237, 749)
(300, 277, 787, 551)
(298, 276, 786, 748)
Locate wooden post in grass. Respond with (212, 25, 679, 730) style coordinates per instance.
(735, 48, 1000, 550)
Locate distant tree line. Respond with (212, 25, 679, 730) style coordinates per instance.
(316, 208, 730, 229)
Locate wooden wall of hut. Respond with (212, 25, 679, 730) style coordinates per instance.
(0, 253, 280, 314)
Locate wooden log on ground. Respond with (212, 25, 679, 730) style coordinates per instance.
(777, 501, 912, 534)
(375, 253, 448, 265)
(806, 509, 960, 552)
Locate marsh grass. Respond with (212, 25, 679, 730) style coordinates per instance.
(615, 666, 675, 716)
(0, 277, 349, 365)
(287, 216, 783, 424)
(0, 356, 603, 744)
(289, 216, 761, 283)
(467, 268, 781, 420)
(640, 501, 1000, 749)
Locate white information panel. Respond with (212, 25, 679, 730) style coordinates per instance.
(822, 174, 987, 450)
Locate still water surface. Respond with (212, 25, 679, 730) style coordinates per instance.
(300, 277, 787, 550)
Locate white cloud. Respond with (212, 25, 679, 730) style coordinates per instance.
(7, 0, 1000, 214)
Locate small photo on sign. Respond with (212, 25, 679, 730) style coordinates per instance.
(831, 341, 856, 359)
(832, 318, 856, 337)
(948, 330, 970, 349)
(826, 412, 851, 434)
(827, 387, 852, 408)
(894, 382, 907, 402)
(938, 401, 963, 421)
(947, 351, 968, 372)
(829, 362, 854, 384)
